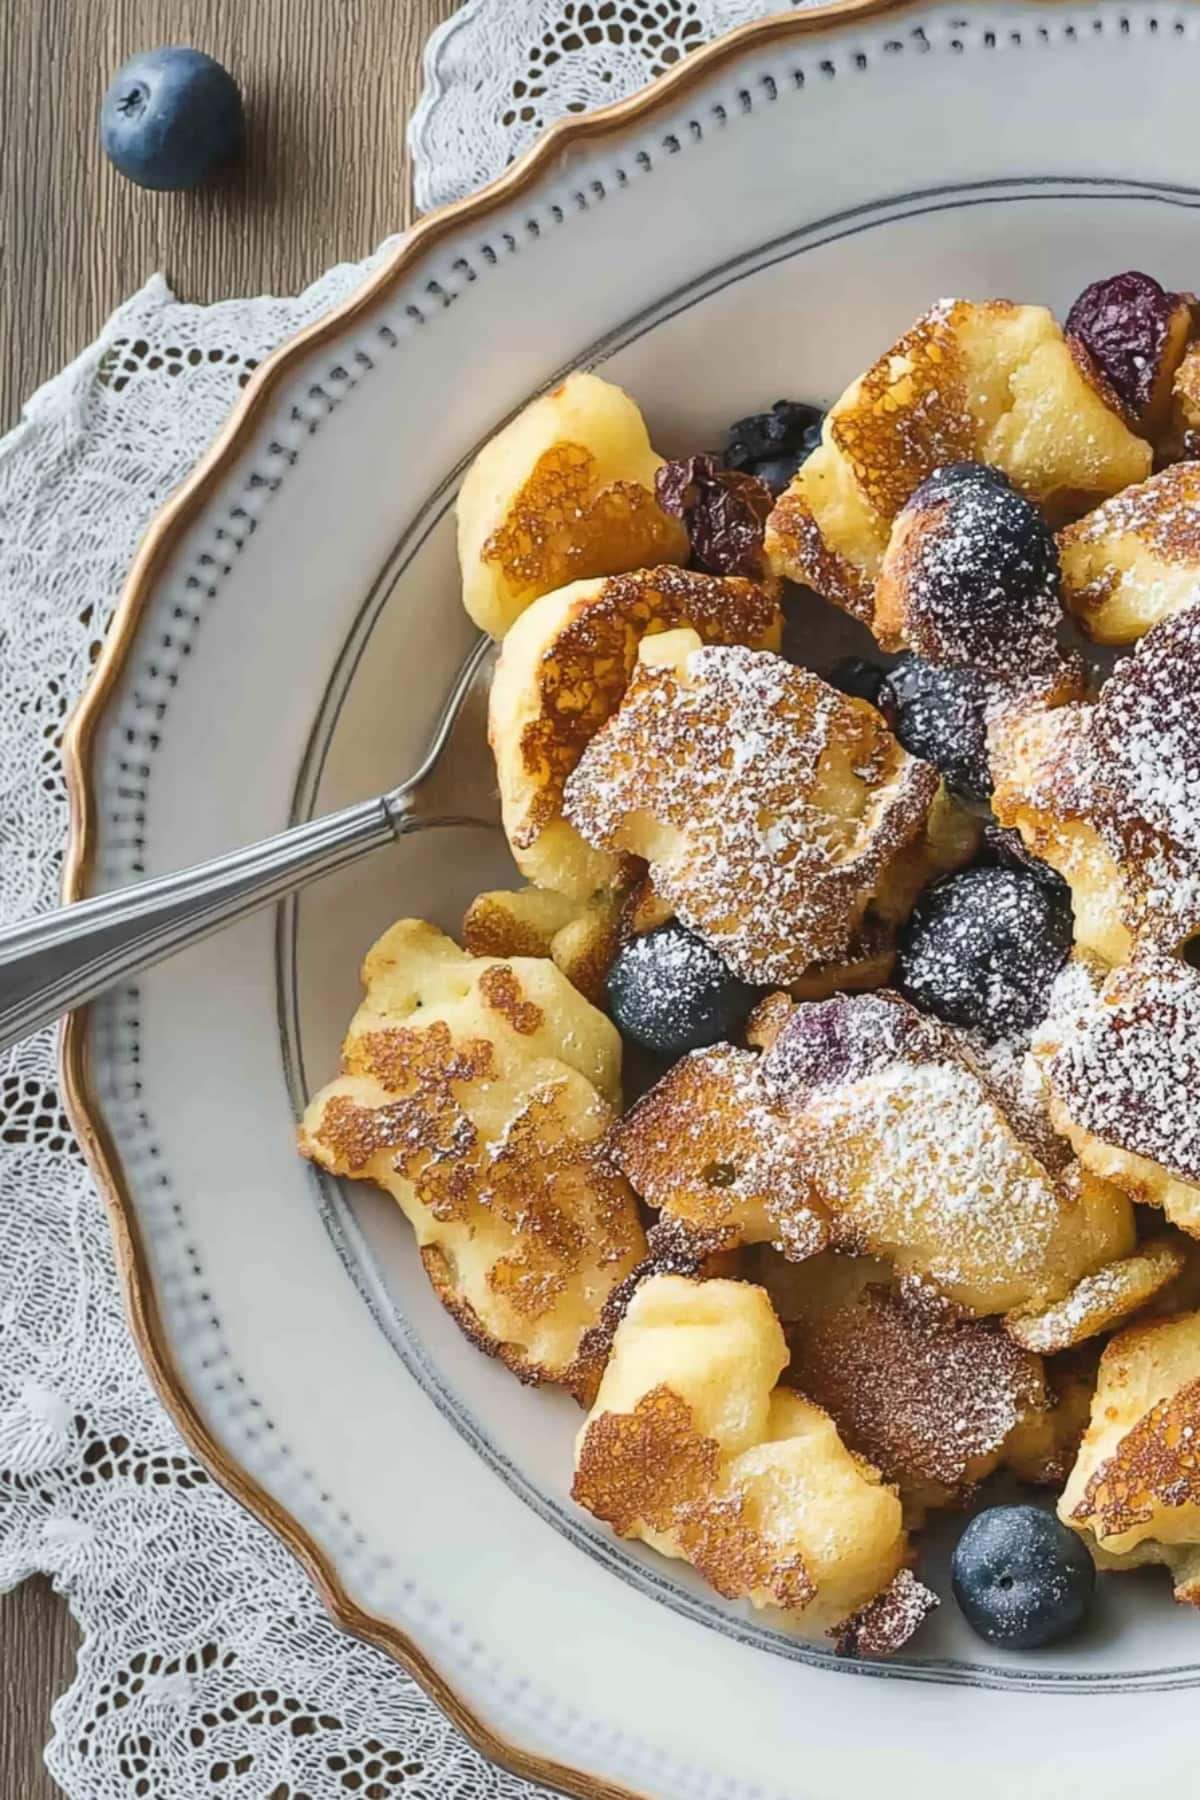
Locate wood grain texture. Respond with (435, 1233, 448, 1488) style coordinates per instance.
(0, 0, 458, 433)
(1, 3, 454, 1794)
(0, 1580, 81, 1800)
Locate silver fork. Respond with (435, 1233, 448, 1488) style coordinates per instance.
(0, 636, 499, 1055)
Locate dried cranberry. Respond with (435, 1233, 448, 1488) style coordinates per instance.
(1066, 270, 1187, 421)
(655, 454, 773, 580)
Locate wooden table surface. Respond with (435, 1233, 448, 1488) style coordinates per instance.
(0, 2, 455, 1793)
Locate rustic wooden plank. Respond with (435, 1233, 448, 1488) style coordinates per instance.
(0, 1579, 81, 1800)
(1, 0, 459, 433)
(1, 2, 457, 1793)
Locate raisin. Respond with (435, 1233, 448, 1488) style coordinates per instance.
(655, 454, 773, 580)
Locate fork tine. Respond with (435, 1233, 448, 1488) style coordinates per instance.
(392, 634, 501, 831)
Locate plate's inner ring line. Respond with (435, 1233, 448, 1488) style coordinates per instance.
(279, 176, 1200, 1693)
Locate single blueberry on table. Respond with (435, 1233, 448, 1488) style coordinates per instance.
(606, 923, 759, 1058)
(101, 48, 244, 191)
(952, 1505, 1095, 1649)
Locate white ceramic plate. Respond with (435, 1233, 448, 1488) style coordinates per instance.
(64, 4, 1200, 1795)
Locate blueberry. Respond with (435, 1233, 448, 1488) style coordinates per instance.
(745, 451, 806, 496)
(724, 400, 824, 474)
(879, 463, 1061, 677)
(606, 924, 758, 1057)
(824, 656, 890, 709)
(101, 48, 243, 191)
(896, 867, 1073, 1039)
(981, 824, 1071, 902)
(952, 1505, 1095, 1649)
(879, 653, 992, 802)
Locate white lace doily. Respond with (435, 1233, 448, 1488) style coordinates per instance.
(1, 4, 823, 1796)
(409, 0, 826, 209)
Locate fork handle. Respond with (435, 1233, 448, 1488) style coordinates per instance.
(0, 792, 408, 1054)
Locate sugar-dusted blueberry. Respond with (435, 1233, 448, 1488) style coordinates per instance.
(875, 463, 1061, 677)
(101, 47, 244, 191)
(606, 923, 759, 1057)
(981, 824, 1071, 901)
(824, 656, 891, 709)
(896, 866, 1073, 1039)
(1066, 270, 1193, 430)
(952, 1505, 1095, 1650)
(879, 654, 992, 802)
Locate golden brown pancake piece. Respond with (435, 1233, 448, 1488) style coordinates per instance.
(573, 1275, 936, 1650)
(458, 372, 688, 637)
(765, 299, 1150, 617)
(299, 921, 645, 1401)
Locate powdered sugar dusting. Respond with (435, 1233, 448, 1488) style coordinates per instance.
(835, 1567, 939, 1658)
(610, 1041, 831, 1264)
(1092, 603, 1200, 862)
(1037, 952, 1200, 1184)
(564, 644, 939, 985)
(1030, 598, 1200, 947)
(788, 1273, 1046, 1494)
(759, 993, 1112, 1314)
(880, 463, 1063, 683)
(1007, 1238, 1186, 1355)
(959, 1026, 1072, 1173)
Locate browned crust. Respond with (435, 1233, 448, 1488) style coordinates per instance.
(566, 647, 941, 985)
(833, 302, 977, 519)
(1005, 1238, 1190, 1355)
(611, 1044, 833, 1263)
(787, 1283, 1046, 1496)
(482, 442, 686, 606)
(1073, 1373, 1200, 1539)
(764, 486, 875, 621)
(462, 893, 564, 959)
(1060, 461, 1200, 566)
(834, 1567, 938, 1658)
(421, 1245, 604, 1406)
(569, 1216, 745, 1388)
(507, 564, 781, 850)
(478, 963, 544, 1035)
(745, 991, 796, 1051)
(550, 901, 624, 1008)
(872, 502, 925, 652)
(1174, 1567, 1200, 1607)
(460, 889, 626, 1007)
(573, 1383, 817, 1611)
(1172, 342, 1200, 440)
